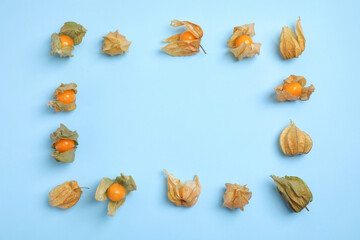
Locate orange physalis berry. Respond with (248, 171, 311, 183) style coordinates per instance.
(107, 183, 126, 202)
(179, 188, 184, 198)
(55, 139, 75, 153)
(59, 35, 74, 48)
(283, 82, 302, 97)
(57, 90, 76, 104)
(179, 31, 197, 41)
(235, 35, 253, 48)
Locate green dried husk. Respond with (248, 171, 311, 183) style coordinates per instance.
(95, 174, 137, 216)
(47, 83, 77, 113)
(270, 175, 313, 213)
(50, 33, 74, 57)
(50, 124, 78, 163)
(60, 22, 87, 45)
(50, 22, 86, 57)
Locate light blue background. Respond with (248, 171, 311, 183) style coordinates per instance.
(1, 0, 359, 239)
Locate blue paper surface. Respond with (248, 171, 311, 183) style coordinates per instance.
(1, 0, 359, 239)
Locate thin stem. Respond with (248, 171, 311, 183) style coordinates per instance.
(80, 187, 90, 189)
(305, 206, 309, 211)
(200, 44, 207, 54)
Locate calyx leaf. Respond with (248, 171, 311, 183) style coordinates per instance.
(274, 75, 315, 102)
(49, 180, 83, 209)
(47, 83, 77, 113)
(227, 23, 261, 60)
(162, 20, 203, 56)
(60, 22, 87, 45)
(102, 30, 131, 56)
(280, 17, 305, 59)
(50, 33, 74, 57)
(270, 175, 313, 213)
(95, 174, 137, 216)
(50, 124, 78, 163)
(163, 169, 201, 207)
(222, 183, 252, 211)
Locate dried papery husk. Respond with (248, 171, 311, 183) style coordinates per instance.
(163, 169, 201, 207)
(280, 17, 305, 59)
(280, 120, 312, 156)
(47, 83, 77, 112)
(227, 23, 261, 60)
(50, 22, 86, 57)
(50, 124, 79, 163)
(59, 22, 87, 45)
(274, 75, 315, 101)
(49, 181, 83, 209)
(102, 30, 131, 56)
(95, 174, 137, 216)
(162, 20, 203, 56)
(50, 33, 74, 57)
(270, 175, 313, 213)
(222, 183, 252, 211)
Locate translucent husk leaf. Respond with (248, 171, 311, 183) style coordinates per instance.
(95, 174, 137, 216)
(47, 83, 77, 112)
(59, 22, 87, 45)
(50, 124, 78, 163)
(280, 17, 305, 59)
(162, 20, 203, 56)
(108, 199, 125, 216)
(274, 75, 315, 101)
(270, 175, 313, 213)
(95, 177, 115, 201)
(102, 30, 131, 56)
(222, 183, 252, 211)
(49, 180, 82, 209)
(280, 120, 312, 156)
(163, 169, 201, 207)
(50, 33, 74, 57)
(227, 23, 261, 60)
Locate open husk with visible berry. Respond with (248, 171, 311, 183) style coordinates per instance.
(50, 22, 87, 57)
(47, 83, 77, 112)
(280, 17, 305, 59)
(49, 180, 83, 209)
(222, 183, 252, 211)
(275, 75, 315, 102)
(227, 23, 261, 60)
(102, 30, 131, 56)
(164, 169, 201, 207)
(50, 124, 78, 163)
(95, 174, 137, 216)
(162, 20, 204, 56)
(280, 120, 312, 156)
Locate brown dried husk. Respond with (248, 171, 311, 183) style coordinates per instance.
(162, 20, 203, 56)
(164, 169, 201, 207)
(102, 30, 131, 56)
(227, 23, 261, 60)
(280, 17, 305, 59)
(49, 180, 82, 209)
(275, 75, 315, 101)
(280, 120, 312, 156)
(222, 183, 252, 211)
(47, 83, 77, 113)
